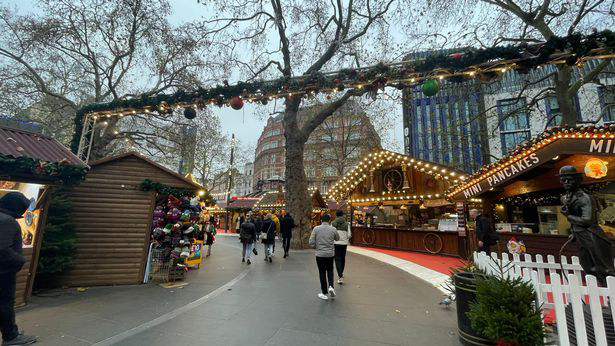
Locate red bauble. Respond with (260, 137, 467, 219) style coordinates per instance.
(450, 53, 463, 60)
(229, 96, 244, 110)
(333, 78, 341, 85)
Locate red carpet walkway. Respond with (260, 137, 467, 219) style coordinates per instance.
(360, 247, 465, 275)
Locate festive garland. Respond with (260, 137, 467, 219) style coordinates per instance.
(497, 182, 609, 206)
(70, 30, 615, 153)
(0, 155, 88, 185)
(138, 179, 216, 206)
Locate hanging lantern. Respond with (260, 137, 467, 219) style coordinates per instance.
(183, 107, 197, 120)
(422, 80, 439, 97)
(229, 96, 244, 110)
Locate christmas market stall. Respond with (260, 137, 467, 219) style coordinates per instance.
(0, 125, 88, 305)
(252, 187, 328, 225)
(448, 125, 615, 257)
(328, 150, 469, 257)
(59, 151, 210, 287)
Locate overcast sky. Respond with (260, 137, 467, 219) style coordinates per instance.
(6, 0, 404, 156)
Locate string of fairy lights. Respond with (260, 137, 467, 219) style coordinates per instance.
(447, 124, 615, 198)
(329, 149, 467, 201)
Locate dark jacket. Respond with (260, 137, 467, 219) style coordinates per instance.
(261, 219, 276, 244)
(240, 221, 257, 243)
(255, 219, 263, 234)
(475, 214, 497, 245)
(0, 208, 26, 274)
(280, 215, 295, 238)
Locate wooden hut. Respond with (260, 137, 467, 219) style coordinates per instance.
(328, 150, 468, 257)
(0, 125, 88, 305)
(61, 152, 202, 287)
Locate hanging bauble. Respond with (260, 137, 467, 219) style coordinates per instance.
(183, 107, 196, 120)
(422, 80, 439, 97)
(338, 83, 345, 91)
(230, 96, 244, 110)
(450, 53, 463, 60)
(261, 99, 268, 105)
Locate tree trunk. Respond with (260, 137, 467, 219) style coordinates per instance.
(284, 100, 312, 249)
(555, 65, 578, 127)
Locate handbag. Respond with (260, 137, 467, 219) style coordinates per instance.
(261, 223, 272, 241)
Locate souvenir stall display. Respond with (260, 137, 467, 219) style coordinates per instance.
(448, 125, 615, 257)
(328, 150, 469, 257)
(149, 194, 203, 281)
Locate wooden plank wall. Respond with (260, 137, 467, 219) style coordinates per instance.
(15, 248, 32, 306)
(59, 155, 195, 287)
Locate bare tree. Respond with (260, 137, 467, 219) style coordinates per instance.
(198, 0, 404, 247)
(0, 0, 211, 160)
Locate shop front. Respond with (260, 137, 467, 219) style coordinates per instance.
(328, 150, 469, 257)
(448, 126, 615, 257)
(0, 125, 88, 305)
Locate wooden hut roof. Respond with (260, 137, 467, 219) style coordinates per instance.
(328, 149, 468, 200)
(89, 151, 203, 190)
(448, 125, 615, 200)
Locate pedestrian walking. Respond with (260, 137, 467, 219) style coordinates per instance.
(470, 209, 497, 255)
(240, 217, 257, 265)
(280, 213, 295, 258)
(309, 214, 339, 300)
(261, 214, 276, 263)
(271, 213, 280, 254)
(332, 210, 351, 284)
(204, 216, 216, 257)
(0, 192, 38, 345)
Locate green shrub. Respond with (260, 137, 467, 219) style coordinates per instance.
(468, 276, 545, 346)
(37, 188, 76, 274)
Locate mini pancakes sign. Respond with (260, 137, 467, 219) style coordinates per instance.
(448, 127, 615, 201)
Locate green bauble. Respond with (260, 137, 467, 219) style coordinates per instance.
(422, 80, 440, 97)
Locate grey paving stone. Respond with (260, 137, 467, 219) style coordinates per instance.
(265, 328, 338, 346)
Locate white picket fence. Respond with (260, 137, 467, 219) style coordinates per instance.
(473, 252, 615, 346)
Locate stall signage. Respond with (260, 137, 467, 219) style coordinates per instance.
(453, 138, 615, 200)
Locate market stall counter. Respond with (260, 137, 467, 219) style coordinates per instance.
(328, 150, 470, 257)
(448, 125, 615, 257)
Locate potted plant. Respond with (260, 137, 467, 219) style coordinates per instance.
(468, 275, 545, 346)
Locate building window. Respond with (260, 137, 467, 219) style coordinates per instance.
(545, 94, 581, 127)
(348, 132, 361, 140)
(305, 167, 315, 177)
(600, 86, 615, 123)
(321, 181, 329, 194)
(269, 153, 276, 164)
(324, 166, 337, 177)
(498, 98, 531, 155)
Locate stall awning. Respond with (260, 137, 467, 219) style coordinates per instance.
(226, 199, 259, 210)
(448, 126, 615, 201)
(0, 125, 86, 167)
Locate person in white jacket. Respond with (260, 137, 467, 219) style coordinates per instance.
(331, 210, 351, 284)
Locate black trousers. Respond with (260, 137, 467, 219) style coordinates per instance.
(478, 243, 491, 256)
(316, 256, 334, 295)
(575, 230, 615, 285)
(0, 272, 18, 341)
(335, 245, 347, 278)
(282, 237, 291, 255)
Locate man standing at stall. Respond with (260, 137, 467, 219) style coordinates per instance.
(470, 209, 497, 255)
(0, 192, 37, 345)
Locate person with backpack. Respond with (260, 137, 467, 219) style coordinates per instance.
(239, 217, 257, 265)
(261, 214, 276, 263)
(0, 192, 38, 345)
(280, 213, 295, 258)
(309, 214, 340, 300)
(332, 210, 351, 284)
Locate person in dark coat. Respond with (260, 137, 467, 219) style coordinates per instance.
(470, 209, 497, 255)
(239, 217, 257, 265)
(280, 213, 295, 258)
(204, 216, 216, 257)
(261, 214, 276, 263)
(0, 192, 37, 345)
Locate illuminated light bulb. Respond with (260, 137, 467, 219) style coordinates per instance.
(438, 75, 444, 80)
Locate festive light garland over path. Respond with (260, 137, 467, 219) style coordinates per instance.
(71, 30, 615, 154)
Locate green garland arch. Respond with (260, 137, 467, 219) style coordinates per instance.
(71, 30, 615, 153)
(138, 179, 216, 206)
(0, 156, 88, 185)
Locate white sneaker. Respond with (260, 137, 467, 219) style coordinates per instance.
(318, 293, 329, 300)
(337, 277, 344, 284)
(328, 286, 336, 298)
